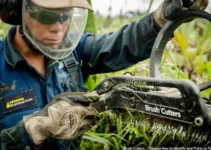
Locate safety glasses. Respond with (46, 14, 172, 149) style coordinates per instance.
(27, 5, 72, 25)
(22, 0, 88, 60)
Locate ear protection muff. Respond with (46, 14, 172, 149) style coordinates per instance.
(0, 0, 22, 25)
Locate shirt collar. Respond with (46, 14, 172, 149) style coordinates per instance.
(4, 26, 25, 68)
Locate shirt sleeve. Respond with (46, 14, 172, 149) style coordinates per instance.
(81, 13, 159, 79)
(0, 121, 35, 150)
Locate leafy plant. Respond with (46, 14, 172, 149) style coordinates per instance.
(82, 15, 211, 149)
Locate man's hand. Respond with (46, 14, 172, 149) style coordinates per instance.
(23, 92, 99, 145)
(154, 0, 209, 27)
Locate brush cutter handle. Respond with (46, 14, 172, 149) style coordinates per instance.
(150, 10, 211, 78)
(93, 75, 211, 126)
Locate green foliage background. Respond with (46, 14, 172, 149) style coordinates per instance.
(81, 2, 211, 149)
(81, 16, 211, 149)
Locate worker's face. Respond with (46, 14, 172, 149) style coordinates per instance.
(22, 0, 88, 60)
(24, 8, 71, 49)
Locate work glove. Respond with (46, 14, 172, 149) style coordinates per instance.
(23, 92, 99, 145)
(154, 0, 209, 27)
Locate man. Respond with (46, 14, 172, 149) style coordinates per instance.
(0, 0, 208, 149)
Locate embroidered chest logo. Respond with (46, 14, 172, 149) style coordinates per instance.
(2, 89, 37, 113)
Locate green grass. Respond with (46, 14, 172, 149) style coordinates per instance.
(82, 18, 211, 149)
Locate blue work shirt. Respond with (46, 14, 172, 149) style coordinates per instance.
(0, 13, 159, 150)
(0, 26, 87, 150)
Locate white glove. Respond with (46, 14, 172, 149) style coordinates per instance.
(23, 92, 99, 145)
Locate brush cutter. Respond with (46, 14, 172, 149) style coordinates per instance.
(90, 10, 211, 146)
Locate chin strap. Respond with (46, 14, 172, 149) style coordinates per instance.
(18, 26, 42, 54)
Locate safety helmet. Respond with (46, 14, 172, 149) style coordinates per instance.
(1, 0, 93, 60)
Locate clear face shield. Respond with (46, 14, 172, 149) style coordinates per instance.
(22, 0, 88, 60)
